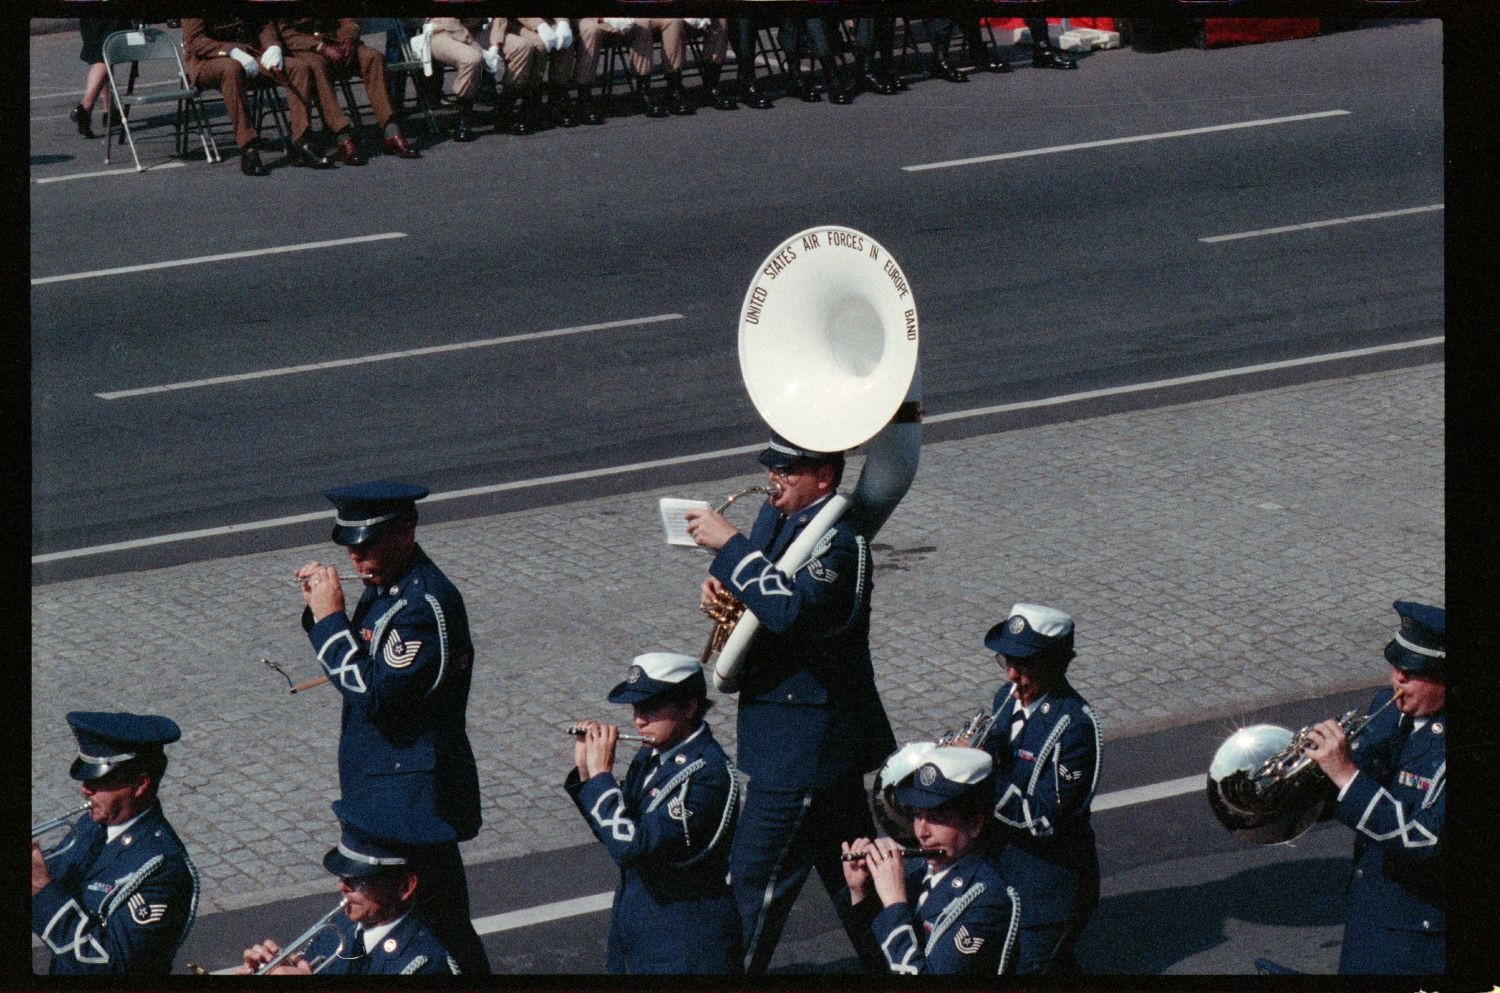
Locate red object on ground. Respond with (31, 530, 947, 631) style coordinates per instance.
(1201, 18, 1320, 47)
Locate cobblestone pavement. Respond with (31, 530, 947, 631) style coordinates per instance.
(31, 364, 1443, 914)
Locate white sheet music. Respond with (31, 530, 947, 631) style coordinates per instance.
(659, 498, 710, 547)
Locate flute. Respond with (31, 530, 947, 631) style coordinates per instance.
(291, 574, 372, 586)
(841, 847, 944, 862)
(564, 724, 653, 744)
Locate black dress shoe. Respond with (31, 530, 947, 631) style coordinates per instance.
(577, 95, 604, 125)
(639, 90, 669, 119)
(452, 117, 476, 142)
(240, 148, 267, 176)
(1032, 46, 1078, 69)
(931, 56, 968, 83)
(983, 56, 1013, 73)
(788, 74, 820, 102)
(664, 86, 694, 116)
(704, 84, 738, 111)
(70, 104, 95, 138)
(287, 141, 336, 168)
(742, 81, 772, 109)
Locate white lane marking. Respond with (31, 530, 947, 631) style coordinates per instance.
(924, 336, 1443, 427)
(95, 314, 686, 400)
(31, 233, 408, 286)
(903, 109, 1352, 172)
(31, 441, 764, 564)
(1200, 203, 1444, 243)
(33, 339, 1442, 565)
(1092, 774, 1202, 812)
(34, 161, 187, 184)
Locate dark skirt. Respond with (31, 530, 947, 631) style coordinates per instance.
(79, 18, 132, 65)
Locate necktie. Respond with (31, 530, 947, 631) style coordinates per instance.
(917, 872, 936, 909)
(345, 928, 369, 975)
(1009, 709, 1027, 742)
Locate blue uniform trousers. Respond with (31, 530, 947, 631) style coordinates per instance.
(409, 843, 488, 975)
(733, 774, 883, 973)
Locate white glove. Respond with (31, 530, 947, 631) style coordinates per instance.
(536, 22, 557, 52)
(259, 44, 283, 71)
(685, 18, 710, 30)
(481, 45, 501, 74)
(554, 20, 573, 48)
(604, 17, 636, 31)
(417, 23, 434, 75)
(229, 47, 259, 78)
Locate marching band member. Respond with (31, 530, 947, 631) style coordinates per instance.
(837, 745, 1020, 975)
(239, 798, 457, 976)
(296, 480, 489, 975)
(685, 432, 897, 974)
(979, 604, 1101, 974)
(1302, 600, 1446, 974)
(566, 652, 741, 974)
(32, 712, 198, 975)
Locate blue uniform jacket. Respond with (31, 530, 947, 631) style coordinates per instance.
(33, 805, 199, 974)
(565, 723, 741, 974)
(982, 680, 1102, 925)
(1335, 687, 1445, 972)
(837, 848, 1020, 975)
(303, 906, 458, 975)
(304, 545, 481, 840)
(709, 496, 896, 789)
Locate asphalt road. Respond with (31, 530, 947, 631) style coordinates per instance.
(29, 19, 1442, 578)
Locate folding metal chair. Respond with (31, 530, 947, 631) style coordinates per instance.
(384, 20, 439, 133)
(102, 27, 219, 170)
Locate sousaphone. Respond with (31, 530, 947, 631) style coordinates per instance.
(708, 225, 923, 692)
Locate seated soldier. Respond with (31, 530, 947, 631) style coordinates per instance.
(566, 652, 741, 974)
(516, 17, 582, 126)
(239, 798, 457, 976)
(268, 16, 420, 163)
(576, 17, 667, 119)
(837, 745, 1020, 975)
(180, 16, 336, 175)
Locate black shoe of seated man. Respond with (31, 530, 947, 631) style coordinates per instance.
(71, 104, 96, 138)
(982, 53, 1013, 72)
(741, 79, 772, 109)
(638, 86, 669, 119)
(931, 55, 968, 83)
(787, 72, 819, 103)
(664, 85, 694, 116)
(551, 90, 579, 127)
(240, 147, 268, 176)
(575, 89, 605, 125)
(500, 104, 533, 135)
(823, 64, 852, 105)
(1032, 45, 1078, 69)
(287, 140, 336, 168)
(704, 83, 738, 110)
(452, 116, 476, 142)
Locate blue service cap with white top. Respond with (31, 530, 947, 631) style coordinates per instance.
(1383, 600, 1446, 675)
(325, 480, 429, 546)
(892, 746, 994, 810)
(985, 603, 1075, 660)
(66, 711, 181, 781)
(324, 794, 454, 878)
(607, 652, 706, 705)
(758, 431, 845, 470)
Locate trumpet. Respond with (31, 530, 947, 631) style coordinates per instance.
(564, 724, 652, 743)
(841, 847, 944, 862)
(189, 898, 349, 976)
(32, 802, 90, 840)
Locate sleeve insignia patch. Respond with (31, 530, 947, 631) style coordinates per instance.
(953, 925, 985, 955)
(1059, 763, 1081, 782)
(383, 630, 421, 668)
(668, 796, 687, 819)
(806, 559, 838, 584)
(127, 893, 167, 926)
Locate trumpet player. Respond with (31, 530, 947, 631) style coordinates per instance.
(1300, 600, 1446, 975)
(32, 712, 199, 975)
(565, 652, 741, 974)
(684, 432, 896, 974)
(837, 745, 1020, 975)
(296, 480, 488, 975)
(239, 798, 456, 975)
(979, 604, 1100, 975)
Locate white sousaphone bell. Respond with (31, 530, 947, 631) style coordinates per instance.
(709, 225, 923, 693)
